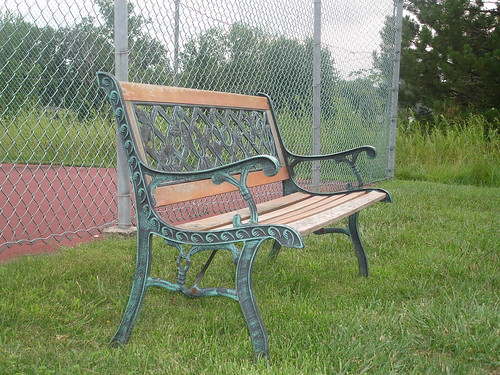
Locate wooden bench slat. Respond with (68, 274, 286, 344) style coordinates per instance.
(259, 191, 366, 225)
(193, 191, 381, 233)
(176, 192, 311, 231)
(288, 191, 387, 235)
(256, 195, 336, 224)
(120, 81, 271, 110)
(205, 196, 328, 229)
(154, 167, 290, 207)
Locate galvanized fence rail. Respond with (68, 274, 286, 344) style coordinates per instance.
(0, 0, 402, 254)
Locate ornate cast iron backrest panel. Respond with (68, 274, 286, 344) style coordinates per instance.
(133, 104, 280, 172)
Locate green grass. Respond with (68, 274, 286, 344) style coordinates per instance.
(5, 107, 497, 188)
(0, 109, 116, 167)
(1, 179, 498, 374)
(396, 114, 499, 187)
(1, 107, 388, 181)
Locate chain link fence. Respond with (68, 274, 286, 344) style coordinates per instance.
(0, 0, 402, 254)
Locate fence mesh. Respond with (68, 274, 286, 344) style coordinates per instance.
(0, 0, 401, 253)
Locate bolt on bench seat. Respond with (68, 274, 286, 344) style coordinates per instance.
(97, 72, 392, 362)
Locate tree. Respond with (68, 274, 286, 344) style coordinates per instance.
(179, 23, 339, 115)
(1, 1, 170, 118)
(400, 0, 500, 112)
(0, 12, 42, 116)
(180, 27, 230, 91)
(372, 15, 398, 94)
(94, 0, 171, 84)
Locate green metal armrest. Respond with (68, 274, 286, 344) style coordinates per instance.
(140, 155, 281, 224)
(141, 154, 281, 186)
(286, 145, 376, 188)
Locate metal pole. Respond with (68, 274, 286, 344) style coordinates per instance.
(173, 0, 180, 86)
(312, 0, 321, 190)
(114, 0, 132, 230)
(388, 0, 403, 178)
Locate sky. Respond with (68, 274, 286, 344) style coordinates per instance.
(128, 0, 398, 76)
(1, 0, 399, 76)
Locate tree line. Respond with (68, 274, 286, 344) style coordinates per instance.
(0, 2, 378, 122)
(0, 0, 497, 121)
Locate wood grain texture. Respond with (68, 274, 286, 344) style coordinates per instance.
(177, 190, 387, 235)
(259, 192, 364, 225)
(287, 191, 387, 235)
(153, 167, 290, 207)
(120, 81, 270, 110)
(176, 192, 311, 231)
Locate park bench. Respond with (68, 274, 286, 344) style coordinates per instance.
(97, 72, 392, 361)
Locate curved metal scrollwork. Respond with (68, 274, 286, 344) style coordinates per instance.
(134, 102, 279, 172)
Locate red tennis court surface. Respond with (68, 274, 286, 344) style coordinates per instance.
(0, 164, 120, 263)
(1, 164, 341, 264)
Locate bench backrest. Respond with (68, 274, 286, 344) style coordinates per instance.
(98, 73, 290, 221)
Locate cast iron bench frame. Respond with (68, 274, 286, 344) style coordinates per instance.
(97, 72, 392, 362)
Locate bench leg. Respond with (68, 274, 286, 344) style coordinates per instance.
(314, 212, 369, 277)
(236, 239, 270, 362)
(268, 240, 282, 259)
(111, 230, 152, 346)
(348, 212, 369, 277)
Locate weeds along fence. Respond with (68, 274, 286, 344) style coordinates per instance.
(0, 0, 403, 252)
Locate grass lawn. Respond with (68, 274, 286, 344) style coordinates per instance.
(0, 179, 498, 374)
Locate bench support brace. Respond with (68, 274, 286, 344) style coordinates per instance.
(110, 230, 272, 361)
(270, 212, 368, 277)
(313, 212, 369, 277)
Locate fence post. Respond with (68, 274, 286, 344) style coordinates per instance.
(113, 0, 134, 232)
(173, 0, 180, 86)
(388, 0, 404, 178)
(312, 0, 322, 190)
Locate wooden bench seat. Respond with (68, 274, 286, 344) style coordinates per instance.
(179, 190, 387, 235)
(97, 72, 392, 362)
